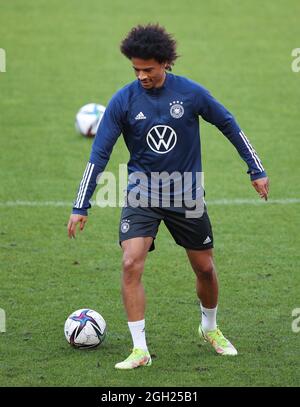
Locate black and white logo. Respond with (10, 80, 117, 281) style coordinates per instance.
(170, 101, 184, 119)
(135, 112, 146, 120)
(146, 125, 177, 154)
(121, 221, 130, 233)
(203, 236, 211, 244)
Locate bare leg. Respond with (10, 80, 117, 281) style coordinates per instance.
(115, 236, 154, 368)
(121, 237, 153, 321)
(186, 248, 218, 308)
(186, 248, 238, 355)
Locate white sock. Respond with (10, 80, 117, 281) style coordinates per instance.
(128, 319, 148, 351)
(201, 305, 217, 332)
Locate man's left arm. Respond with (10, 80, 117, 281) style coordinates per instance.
(197, 86, 269, 200)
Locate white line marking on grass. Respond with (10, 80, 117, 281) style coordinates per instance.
(0, 201, 72, 207)
(207, 198, 300, 205)
(0, 198, 299, 207)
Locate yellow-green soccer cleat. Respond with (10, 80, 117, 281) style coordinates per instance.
(115, 348, 152, 370)
(199, 326, 238, 356)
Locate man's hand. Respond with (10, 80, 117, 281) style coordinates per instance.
(68, 214, 88, 239)
(251, 176, 270, 201)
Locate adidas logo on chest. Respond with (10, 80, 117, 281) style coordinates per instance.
(135, 112, 147, 120)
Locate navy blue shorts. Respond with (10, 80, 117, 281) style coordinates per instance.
(119, 205, 214, 252)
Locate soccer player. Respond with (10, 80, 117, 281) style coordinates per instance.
(68, 24, 269, 369)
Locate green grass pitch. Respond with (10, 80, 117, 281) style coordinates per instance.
(0, 0, 300, 387)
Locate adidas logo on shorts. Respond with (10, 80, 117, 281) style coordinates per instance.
(203, 236, 211, 244)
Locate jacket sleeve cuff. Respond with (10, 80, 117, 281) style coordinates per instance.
(72, 208, 88, 216)
(249, 170, 267, 181)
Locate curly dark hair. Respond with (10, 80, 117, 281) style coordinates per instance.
(120, 24, 178, 70)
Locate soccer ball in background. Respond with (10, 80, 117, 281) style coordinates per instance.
(75, 103, 106, 137)
(64, 308, 107, 349)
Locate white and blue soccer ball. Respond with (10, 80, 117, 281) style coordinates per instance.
(75, 103, 106, 137)
(64, 308, 107, 349)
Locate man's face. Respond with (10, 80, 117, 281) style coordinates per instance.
(131, 57, 167, 89)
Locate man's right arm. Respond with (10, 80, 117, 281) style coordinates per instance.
(68, 92, 124, 237)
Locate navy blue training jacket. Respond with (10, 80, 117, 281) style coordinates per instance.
(73, 73, 266, 215)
